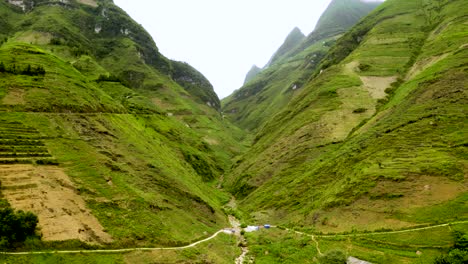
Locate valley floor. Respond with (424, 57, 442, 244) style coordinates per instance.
(1, 219, 466, 263)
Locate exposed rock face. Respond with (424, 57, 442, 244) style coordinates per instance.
(7, 0, 26, 11)
(347, 256, 373, 264)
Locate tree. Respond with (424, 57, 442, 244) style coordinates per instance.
(22, 64, 32, 75)
(433, 231, 468, 264)
(0, 208, 38, 248)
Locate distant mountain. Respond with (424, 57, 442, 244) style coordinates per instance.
(243, 65, 262, 85)
(265, 27, 305, 67)
(315, 0, 381, 37)
(222, 0, 380, 131)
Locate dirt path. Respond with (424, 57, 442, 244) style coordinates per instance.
(2, 220, 465, 258)
(284, 220, 468, 240)
(316, 220, 468, 238)
(0, 229, 233, 255)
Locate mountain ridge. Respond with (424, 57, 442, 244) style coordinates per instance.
(222, 0, 380, 131)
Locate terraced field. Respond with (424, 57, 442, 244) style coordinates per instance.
(0, 120, 55, 165)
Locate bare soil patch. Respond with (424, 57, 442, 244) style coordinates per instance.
(0, 165, 112, 244)
(317, 87, 375, 142)
(406, 53, 450, 80)
(2, 88, 25, 105)
(16, 31, 53, 45)
(365, 37, 407, 45)
(151, 97, 173, 109)
(360, 76, 396, 99)
(203, 137, 219, 146)
(77, 0, 98, 7)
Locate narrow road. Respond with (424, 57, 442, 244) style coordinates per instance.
(0, 229, 234, 255)
(1, 220, 466, 257)
(316, 220, 468, 238)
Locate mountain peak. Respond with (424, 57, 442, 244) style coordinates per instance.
(265, 27, 306, 67)
(314, 0, 381, 36)
(243, 65, 262, 85)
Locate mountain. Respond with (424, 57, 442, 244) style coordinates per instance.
(222, 0, 380, 132)
(265, 27, 305, 68)
(225, 0, 467, 235)
(243, 64, 261, 85)
(0, 0, 246, 248)
(314, 0, 381, 38)
(1, 0, 467, 262)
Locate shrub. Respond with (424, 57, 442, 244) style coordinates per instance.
(358, 63, 371, 71)
(96, 74, 121, 83)
(353, 108, 367, 113)
(434, 249, 468, 264)
(433, 231, 468, 263)
(0, 208, 39, 248)
(50, 37, 62, 45)
(319, 250, 347, 264)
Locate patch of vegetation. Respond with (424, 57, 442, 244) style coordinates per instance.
(319, 250, 347, 264)
(352, 107, 367, 113)
(0, 62, 45, 75)
(0, 207, 38, 249)
(433, 231, 468, 264)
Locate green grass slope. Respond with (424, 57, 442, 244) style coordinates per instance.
(243, 64, 262, 85)
(0, 0, 246, 249)
(225, 0, 468, 234)
(314, 0, 381, 39)
(222, 0, 380, 132)
(265, 27, 306, 67)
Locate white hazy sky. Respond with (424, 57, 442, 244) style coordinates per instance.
(113, 0, 334, 99)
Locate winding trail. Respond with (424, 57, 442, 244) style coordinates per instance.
(283, 220, 468, 262)
(0, 229, 233, 256)
(1, 220, 466, 257)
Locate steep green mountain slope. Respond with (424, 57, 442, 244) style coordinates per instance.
(314, 0, 381, 39)
(225, 0, 468, 234)
(243, 64, 261, 85)
(0, 0, 246, 248)
(265, 27, 305, 68)
(222, 0, 380, 132)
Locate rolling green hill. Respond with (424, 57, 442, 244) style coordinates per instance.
(0, 0, 246, 249)
(222, 0, 380, 132)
